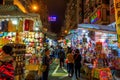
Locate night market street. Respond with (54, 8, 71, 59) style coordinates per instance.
(48, 60, 87, 80)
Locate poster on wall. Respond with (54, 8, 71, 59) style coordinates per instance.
(114, 0, 120, 48)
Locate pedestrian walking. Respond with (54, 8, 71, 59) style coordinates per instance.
(41, 48, 50, 80)
(66, 48, 74, 77)
(58, 47, 65, 68)
(74, 49, 82, 80)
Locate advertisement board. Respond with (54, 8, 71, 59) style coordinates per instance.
(114, 0, 120, 48)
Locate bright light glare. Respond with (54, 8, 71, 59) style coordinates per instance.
(82, 30, 86, 33)
(34, 27, 39, 31)
(32, 5, 38, 11)
(12, 20, 18, 25)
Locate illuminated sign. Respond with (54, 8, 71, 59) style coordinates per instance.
(90, 9, 101, 24)
(48, 16, 56, 21)
(114, 0, 120, 48)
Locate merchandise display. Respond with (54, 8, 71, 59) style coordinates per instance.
(92, 68, 112, 80)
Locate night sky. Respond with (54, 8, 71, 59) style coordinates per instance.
(46, 0, 67, 35)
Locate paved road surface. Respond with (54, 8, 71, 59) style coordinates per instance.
(48, 60, 87, 80)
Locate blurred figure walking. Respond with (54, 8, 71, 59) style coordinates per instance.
(58, 47, 65, 68)
(66, 48, 74, 77)
(42, 48, 50, 80)
(74, 49, 82, 80)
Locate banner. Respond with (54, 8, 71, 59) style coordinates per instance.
(114, 0, 120, 48)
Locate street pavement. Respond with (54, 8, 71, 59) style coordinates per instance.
(48, 60, 87, 80)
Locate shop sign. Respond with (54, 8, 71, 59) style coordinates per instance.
(114, 0, 120, 48)
(90, 9, 101, 24)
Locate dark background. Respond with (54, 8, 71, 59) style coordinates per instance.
(46, 0, 67, 34)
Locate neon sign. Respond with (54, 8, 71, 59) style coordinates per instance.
(48, 16, 56, 21)
(90, 10, 101, 24)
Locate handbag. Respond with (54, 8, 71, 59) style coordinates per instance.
(40, 64, 47, 72)
(65, 59, 68, 64)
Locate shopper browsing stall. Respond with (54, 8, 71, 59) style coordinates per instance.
(0, 44, 14, 80)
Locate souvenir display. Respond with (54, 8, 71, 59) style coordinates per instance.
(92, 68, 112, 80)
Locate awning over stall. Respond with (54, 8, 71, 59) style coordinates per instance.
(78, 23, 116, 34)
(0, 4, 40, 18)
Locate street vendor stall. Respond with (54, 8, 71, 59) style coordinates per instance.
(0, 1, 43, 80)
(92, 68, 112, 80)
(81, 41, 113, 80)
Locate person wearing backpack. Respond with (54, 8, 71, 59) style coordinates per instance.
(74, 49, 82, 80)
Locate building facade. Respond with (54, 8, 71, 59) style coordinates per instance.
(18, 0, 50, 31)
(62, 0, 83, 37)
(83, 0, 111, 25)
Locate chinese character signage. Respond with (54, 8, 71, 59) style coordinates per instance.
(114, 0, 120, 48)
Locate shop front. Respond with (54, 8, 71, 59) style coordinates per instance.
(78, 23, 120, 80)
(0, 2, 43, 80)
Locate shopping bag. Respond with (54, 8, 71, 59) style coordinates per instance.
(40, 64, 47, 72)
(65, 59, 68, 64)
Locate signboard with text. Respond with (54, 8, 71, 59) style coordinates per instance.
(114, 0, 120, 48)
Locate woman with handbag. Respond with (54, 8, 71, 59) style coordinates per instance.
(66, 48, 74, 77)
(41, 48, 50, 80)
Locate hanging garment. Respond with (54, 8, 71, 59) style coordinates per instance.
(33, 20, 40, 31)
(24, 19, 29, 31)
(24, 19, 34, 31)
(29, 20, 34, 31)
(8, 20, 16, 32)
(1, 20, 8, 32)
(18, 20, 23, 32)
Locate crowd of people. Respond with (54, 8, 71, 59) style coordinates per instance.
(0, 44, 120, 80)
(40, 46, 82, 80)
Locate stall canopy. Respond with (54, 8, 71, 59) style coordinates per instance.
(0, 4, 40, 18)
(0, 5, 29, 17)
(78, 23, 116, 34)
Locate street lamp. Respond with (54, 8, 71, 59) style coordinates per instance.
(32, 4, 39, 12)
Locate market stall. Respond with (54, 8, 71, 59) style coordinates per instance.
(0, 2, 43, 80)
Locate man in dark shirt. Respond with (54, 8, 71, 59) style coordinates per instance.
(74, 49, 82, 80)
(42, 48, 50, 80)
